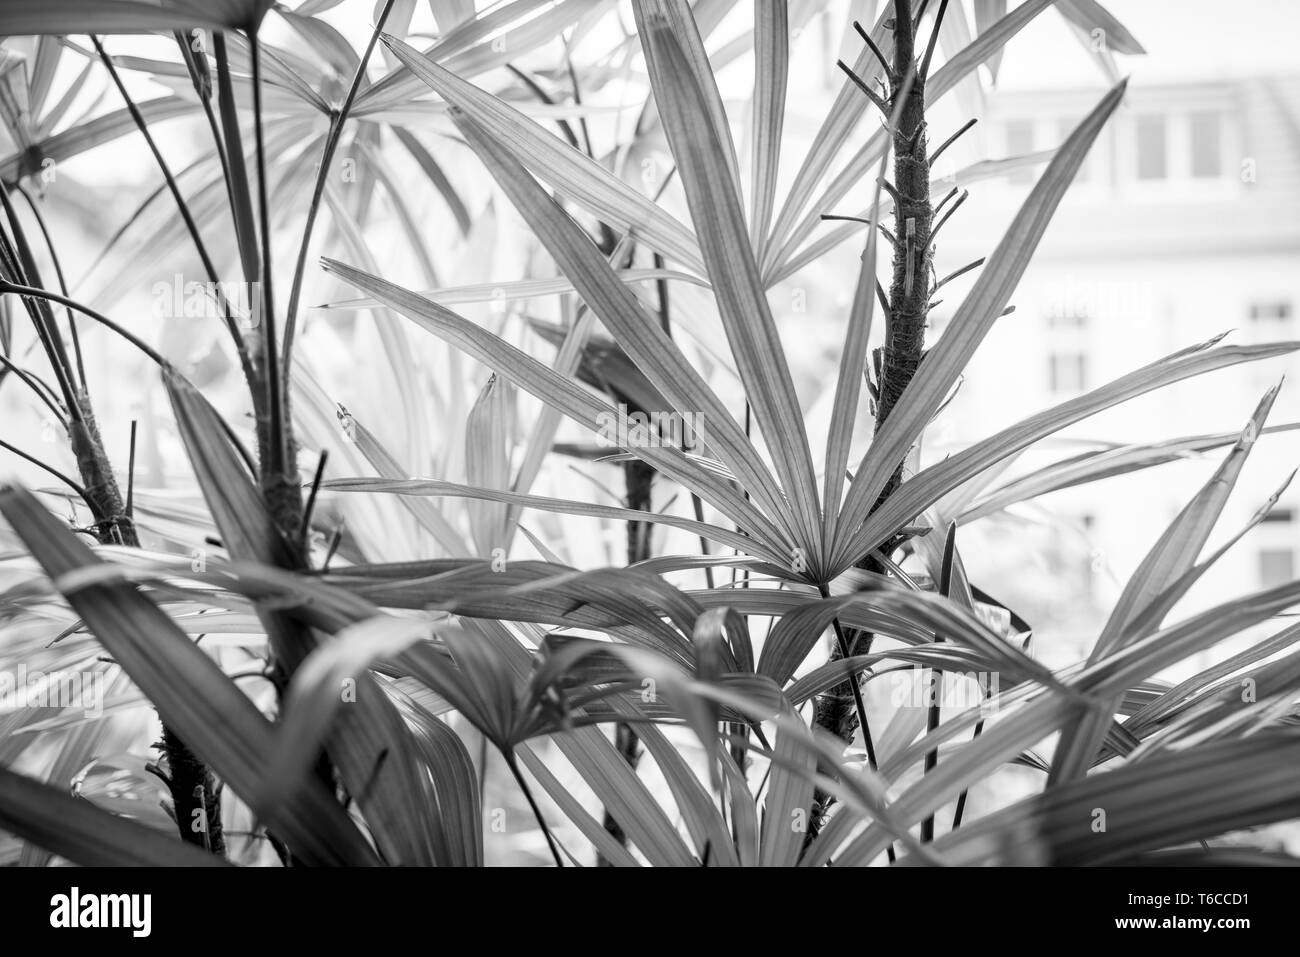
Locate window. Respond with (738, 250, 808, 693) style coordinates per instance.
(1250, 301, 1293, 322)
(1259, 548, 1296, 588)
(1005, 119, 1036, 184)
(1049, 352, 1088, 393)
(1135, 114, 1167, 180)
(1258, 506, 1297, 587)
(1047, 308, 1088, 393)
(1189, 111, 1222, 177)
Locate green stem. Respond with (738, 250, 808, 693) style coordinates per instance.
(12, 183, 85, 388)
(248, 33, 283, 474)
(281, 0, 397, 389)
(90, 35, 252, 383)
(0, 351, 67, 425)
(0, 438, 94, 510)
(505, 752, 565, 867)
(248, 31, 306, 546)
(0, 187, 81, 417)
(0, 281, 259, 477)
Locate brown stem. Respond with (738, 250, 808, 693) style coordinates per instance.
(74, 407, 227, 855)
(160, 726, 227, 856)
(598, 452, 653, 864)
(876, 0, 931, 469)
(1, 181, 228, 857)
(808, 2, 933, 863)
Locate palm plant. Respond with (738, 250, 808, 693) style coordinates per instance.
(0, 0, 1297, 868)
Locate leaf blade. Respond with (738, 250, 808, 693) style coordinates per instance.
(834, 80, 1127, 571)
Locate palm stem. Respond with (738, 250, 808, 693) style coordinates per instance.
(505, 752, 565, 867)
(281, 0, 397, 387)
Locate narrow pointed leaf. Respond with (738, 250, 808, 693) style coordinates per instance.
(0, 483, 379, 866)
(759, 703, 816, 867)
(748, 0, 787, 257)
(446, 107, 796, 547)
(320, 258, 791, 555)
(837, 81, 1141, 570)
(380, 34, 704, 273)
(837, 339, 1299, 571)
(637, 17, 823, 558)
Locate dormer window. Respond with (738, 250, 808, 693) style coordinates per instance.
(1135, 114, 1167, 180)
(1189, 111, 1223, 178)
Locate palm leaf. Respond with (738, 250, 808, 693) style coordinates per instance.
(320, 258, 792, 556)
(379, 34, 704, 272)
(636, 14, 823, 560)
(834, 80, 1128, 572)
(748, 0, 787, 257)
(0, 764, 229, 867)
(165, 374, 447, 866)
(919, 731, 1300, 866)
(0, 483, 379, 866)
(837, 338, 1299, 571)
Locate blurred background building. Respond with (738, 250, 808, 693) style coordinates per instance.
(936, 71, 1300, 665)
(1, 1, 1295, 661)
(776, 0, 1300, 672)
(1, 0, 1297, 862)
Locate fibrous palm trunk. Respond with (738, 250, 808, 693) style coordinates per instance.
(809, 0, 938, 844)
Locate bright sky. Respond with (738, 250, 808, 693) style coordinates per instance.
(35, 1, 1300, 200)
(995, 0, 1299, 88)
